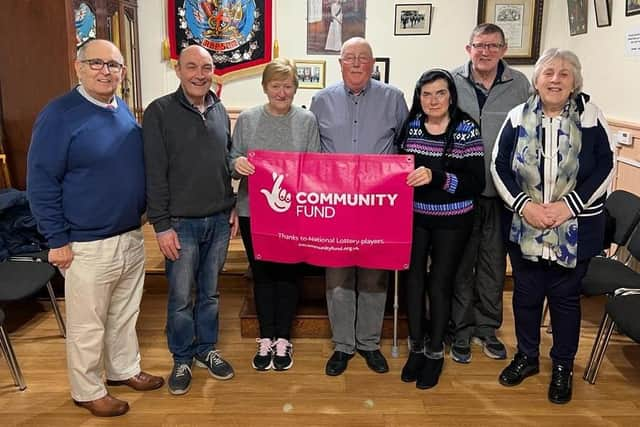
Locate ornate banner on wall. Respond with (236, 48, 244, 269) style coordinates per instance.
(168, 0, 273, 83)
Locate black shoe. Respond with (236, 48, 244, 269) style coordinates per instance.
(498, 352, 540, 387)
(401, 351, 426, 382)
(416, 356, 444, 389)
(325, 351, 354, 376)
(548, 364, 573, 404)
(357, 349, 389, 374)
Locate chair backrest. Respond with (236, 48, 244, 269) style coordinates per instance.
(627, 225, 640, 261)
(606, 190, 640, 246)
(607, 294, 640, 343)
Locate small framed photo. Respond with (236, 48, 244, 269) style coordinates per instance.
(594, 0, 611, 27)
(372, 57, 390, 83)
(295, 60, 326, 89)
(567, 0, 588, 36)
(626, 0, 640, 16)
(394, 4, 432, 36)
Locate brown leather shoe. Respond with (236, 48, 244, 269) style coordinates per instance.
(74, 394, 129, 417)
(106, 371, 165, 391)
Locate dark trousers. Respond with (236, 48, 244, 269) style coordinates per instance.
(508, 243, 589, 368)
(451, 197, 506, 339)
(239, 217, 299, 339)
(405, 222, 471, 352)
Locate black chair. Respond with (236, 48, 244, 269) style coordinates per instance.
(584, 288, 640, 384)
(541, 190, 640, 330)
(582, 226, 640, 383)
(0, 307, 26, 390)
(4, 250, 66, 338)
(0, 259, 66, 390)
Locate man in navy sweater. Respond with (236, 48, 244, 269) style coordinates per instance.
(27, 39, 163, 417)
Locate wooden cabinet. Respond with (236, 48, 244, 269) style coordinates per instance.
(0, 0, 141, 190)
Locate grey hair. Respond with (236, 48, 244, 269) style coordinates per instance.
(339, 37, 373, 58)
(532, 48, 583, 96)
(469, 23, 506, 46)
(76, 39, 123, 63)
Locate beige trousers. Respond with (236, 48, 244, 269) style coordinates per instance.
(64, 228, 145, 401)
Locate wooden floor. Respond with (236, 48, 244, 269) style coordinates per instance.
(2, 272, 640, 426)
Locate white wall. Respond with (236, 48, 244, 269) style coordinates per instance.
(139, 0, 640, 121)
(540, 1, 640, 122)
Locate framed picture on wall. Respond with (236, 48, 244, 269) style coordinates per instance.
(477, 0, 543, 64)
(627, 0, 640, 16)
(295, 60, 326, 89)
(372, 57, 390, 83)
(307, 0, 367, 55)
(567, 0, 588, 35)
(594, 0, 612, 27)
(394, 4, 432, 36)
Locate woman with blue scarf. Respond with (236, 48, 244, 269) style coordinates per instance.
(491, 48, 614, 404)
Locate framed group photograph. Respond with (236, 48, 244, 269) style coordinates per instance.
(394, 4, 432, 36)
(477, 0, 544, 64)
(567, 0, 588, 36)
(594, 0, 611, 27)
(307, 0, 367, 55)
(627, 0, 640, 16)
(295, 60, 326, 89)
(372, 57, 390, 83)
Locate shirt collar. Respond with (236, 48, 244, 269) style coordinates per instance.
(76, 85, 118, 109)
(465, 60, 507, 84)
(343, 79, 372, 96)
(176, 86, 217, 112)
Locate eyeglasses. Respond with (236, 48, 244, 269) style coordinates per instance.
(470, 42, 504, 52)
(80, 58, 124, 73)
(341, 55, 373, 64)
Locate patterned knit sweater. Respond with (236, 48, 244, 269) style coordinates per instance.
(399, 115, 485, 229)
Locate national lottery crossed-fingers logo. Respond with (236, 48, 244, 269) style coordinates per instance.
(260, 172, 292, 213)
(259, 169, 400, 219)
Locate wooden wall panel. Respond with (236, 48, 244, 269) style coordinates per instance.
(0, 0, 76, 189)
(608, 119, 640, 195)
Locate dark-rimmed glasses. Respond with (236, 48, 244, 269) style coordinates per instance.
(80, 58, 124, 73)
(470, 43, 504, 52)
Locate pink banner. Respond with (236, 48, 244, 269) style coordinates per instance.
(248, 150, 414, 270)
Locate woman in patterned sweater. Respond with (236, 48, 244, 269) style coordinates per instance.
(398, 69, 485, 389)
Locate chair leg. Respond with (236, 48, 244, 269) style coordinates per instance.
(0, 327, 19, 386)
(0, 325, 26, 390)
(584, 313, 615, 385)
(46, 282, 66, 338)
(584, 310, 609, 381)
(588, 316, 616, 385)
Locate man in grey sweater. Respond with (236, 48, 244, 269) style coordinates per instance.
(450, 24, 531, 363)
(143, 45, 238, 395)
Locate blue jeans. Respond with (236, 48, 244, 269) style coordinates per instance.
(165, 213, 231, 363)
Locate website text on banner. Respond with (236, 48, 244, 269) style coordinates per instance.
(248, 150, 414, 270)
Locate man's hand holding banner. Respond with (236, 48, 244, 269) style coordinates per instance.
(248, 150, 414, 270)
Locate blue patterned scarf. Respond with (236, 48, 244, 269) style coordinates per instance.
(509, 95, 581, 268)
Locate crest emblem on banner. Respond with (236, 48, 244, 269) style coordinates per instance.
(168, 0, 273, 84)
